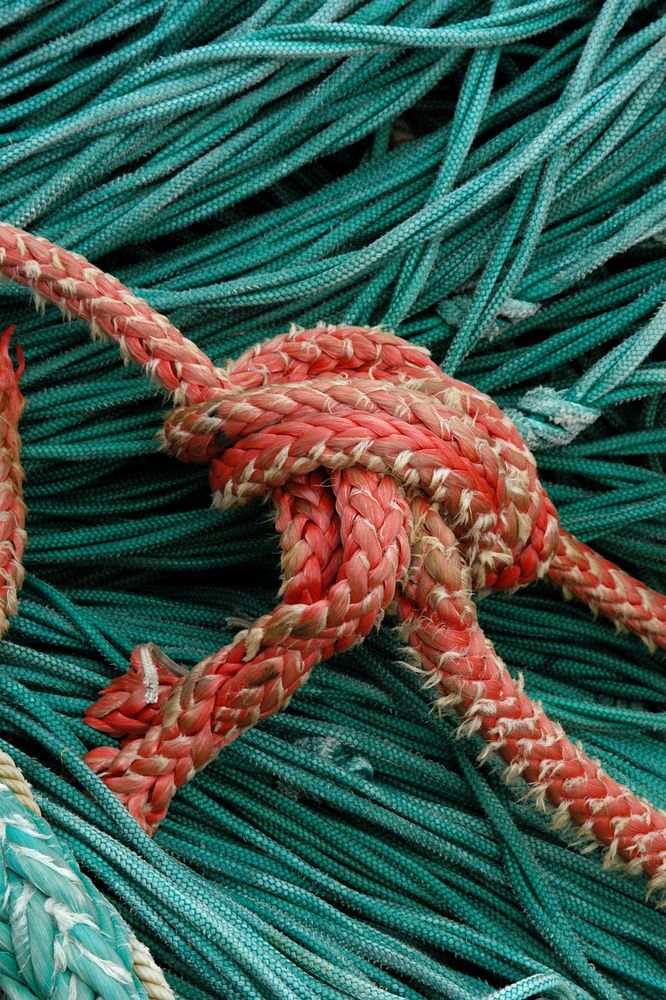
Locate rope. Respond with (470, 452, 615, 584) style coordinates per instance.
(0, 324, 26, 637)
(0, 224, 220, 404)
(0, 748, 39, 816)
(1, 222, 665, 894)
(0, 749, 173, 999)
(0, 3, 665, 996)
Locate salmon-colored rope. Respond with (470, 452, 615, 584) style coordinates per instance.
(0, 326, 26, 636)
(0, 223, 665, 891)
(550, 528, 666, 652)
(398, 500, 666, 885)
(0, 222, 223, 404)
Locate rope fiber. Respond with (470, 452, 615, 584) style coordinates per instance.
(0, 1, 665, 998)
(0, 749, 173, 999)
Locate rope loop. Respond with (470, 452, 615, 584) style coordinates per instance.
(0, 222, 665, 895)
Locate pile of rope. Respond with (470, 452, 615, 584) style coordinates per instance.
(0, 1, 665, 998)
(3, 223, 666, 879)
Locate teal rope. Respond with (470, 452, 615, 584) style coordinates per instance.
(0, 778, 150, 999)
(0, 1, 665, 997)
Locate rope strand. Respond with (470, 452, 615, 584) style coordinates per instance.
(1, 221, 664, 890)
(0, 749, 173, 999)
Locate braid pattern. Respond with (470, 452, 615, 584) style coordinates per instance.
(0, 222, 223, 404)
(0, 325, 25, 636)
(0, 223, 664, 892)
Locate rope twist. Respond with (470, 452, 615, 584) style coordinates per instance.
(0, 223, 665, 894)
(0, 750, 173, 999)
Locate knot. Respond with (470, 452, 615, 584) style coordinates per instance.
(509, 386, 600, 449)
(83, 325, 666, 892)
(277, 736, 374, 800)
(293, 735, 374, 780)
(3, 220, 663, 887)
(162, 323, 560, 594)
(438, 294, 540, 342)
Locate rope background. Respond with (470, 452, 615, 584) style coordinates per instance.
(0, 0, 665, 997)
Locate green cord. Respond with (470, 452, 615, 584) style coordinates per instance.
(0, 0, 665, 996)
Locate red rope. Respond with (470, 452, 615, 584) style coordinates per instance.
(1, 223, 665, 891)
(0, 325, 26, 637)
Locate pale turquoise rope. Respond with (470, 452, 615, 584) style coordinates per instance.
(485, 974, 576, 999)
(0, 752, 172, 1000)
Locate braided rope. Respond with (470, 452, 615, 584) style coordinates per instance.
(0, 222, 223, 405)
(0, 223, 665, 894)
(0, 325, 26, 637)
(549, 528, 666, 652)
(0, 750, 173, 1000)
(0, 749, 39, 816)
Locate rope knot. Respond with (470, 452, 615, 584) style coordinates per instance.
(161, 324, 560, 594)
(2, 202, 666, 893)
(509, 386, 600, 448)
(80, 325, 666, 888)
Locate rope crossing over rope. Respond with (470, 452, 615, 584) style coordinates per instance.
(1, 223, 665, 895)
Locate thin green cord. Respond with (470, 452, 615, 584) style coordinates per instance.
(0, 1, 665, 997)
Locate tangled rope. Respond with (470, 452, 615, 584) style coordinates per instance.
(0, 750, 173, 999)
(1, 224, 665, 898)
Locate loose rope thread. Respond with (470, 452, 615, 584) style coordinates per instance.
(1, 222, 665, 896)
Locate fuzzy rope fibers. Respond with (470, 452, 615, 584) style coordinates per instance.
(1, 3, 666, 996)
(1, 224, 665, 895)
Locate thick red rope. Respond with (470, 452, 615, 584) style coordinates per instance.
(0, 325, 25, 637)
(1, 223, 665, 892)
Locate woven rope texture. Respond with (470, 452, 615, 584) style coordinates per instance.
(0, 1, 664, 998)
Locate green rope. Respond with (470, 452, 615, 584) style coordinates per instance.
(0, 761, 158, 999)
(0, 0, 665, 996)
